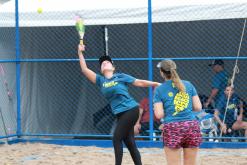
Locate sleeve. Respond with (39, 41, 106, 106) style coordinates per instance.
(96, 74, 103, 87)
(153, 88, 162, 103)
(121, 73, 136, 83)
(190, 83, 198, 96)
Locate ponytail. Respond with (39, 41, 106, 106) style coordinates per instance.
(170, 69, 185, 92)
(158, 59, 185, 92)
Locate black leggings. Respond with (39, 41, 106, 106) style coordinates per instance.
(113, 107, 142, 165)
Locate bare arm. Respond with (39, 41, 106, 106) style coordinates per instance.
(214, 109, 227, 133)
(154, 102, 164, 120)
(134, 107, 144, 135)
(136, 108, 144, 125)
(192, 95, 202, 112)
(78, 44, 97, 84)
(214, 110, 224, 127)
(205, 88, 219, 107)
(133, 79, 160, 87)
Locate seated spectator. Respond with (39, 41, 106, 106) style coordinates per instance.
(134, 97, 161, 136)
(214, 85, 247, 140)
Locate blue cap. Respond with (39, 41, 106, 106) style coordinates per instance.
(208, 59, 224, 66)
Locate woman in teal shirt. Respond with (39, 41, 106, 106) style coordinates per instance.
(153, 60, 202, 165)
(78, 44, 160, 165)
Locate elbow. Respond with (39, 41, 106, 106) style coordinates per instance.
(193, 108, 201, 112)
(154, 111, 164, 120)
(134, 79, 155, 87)
(156, 114, 163, 120)
(138, 81, 147, 87)
(139, 82, 146, 87)
(193, 103, 202, 112)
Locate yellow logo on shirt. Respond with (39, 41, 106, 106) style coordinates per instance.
(227, 104, 236, 110)
(173, 92, 189, 116)
(103, 81, 118, 88)
(168, 92, 174, 97)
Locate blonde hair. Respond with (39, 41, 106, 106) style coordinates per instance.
(159, 60, 185, 92)
(170, 69, 185, 92)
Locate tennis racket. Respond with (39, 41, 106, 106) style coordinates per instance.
(75, 16, 85, 45)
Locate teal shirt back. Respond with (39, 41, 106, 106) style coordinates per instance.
(153, 80, 198, 123)
(96, 73, 138, 115)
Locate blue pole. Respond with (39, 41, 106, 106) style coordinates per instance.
(15, 0, 21, 137)
(148, 0, 154, 141)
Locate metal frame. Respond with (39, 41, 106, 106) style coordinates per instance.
(0, 0, 247, 148)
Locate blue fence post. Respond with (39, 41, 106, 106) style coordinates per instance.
(148, 0, 154, 141)
(15, 0, 21, 137)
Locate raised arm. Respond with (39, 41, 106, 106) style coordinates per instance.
(78, 44, 97, 84)
(133, 79, 161, 87)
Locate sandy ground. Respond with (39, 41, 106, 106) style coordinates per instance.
(0, 143, 246, 165)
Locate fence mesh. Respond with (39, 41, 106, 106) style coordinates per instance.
(0, 2, 247, 141)
(0, 1, 17, 139)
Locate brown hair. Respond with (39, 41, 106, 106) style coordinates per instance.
(159, 60, 185, 92)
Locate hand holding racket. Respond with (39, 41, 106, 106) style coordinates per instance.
(78, 44, 85, 55)
(75, 16, 85, 45)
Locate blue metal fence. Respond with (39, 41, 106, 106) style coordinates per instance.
(0, 0, 247, 147)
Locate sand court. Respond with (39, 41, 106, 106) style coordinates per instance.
(0, 143, 247, 165)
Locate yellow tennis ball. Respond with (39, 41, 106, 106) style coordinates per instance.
(37, 7, 43, 14)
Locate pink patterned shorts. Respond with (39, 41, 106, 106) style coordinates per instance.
(162, 120, 202, 148)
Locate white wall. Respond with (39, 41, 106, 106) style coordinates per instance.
(1, 0, 247, 12)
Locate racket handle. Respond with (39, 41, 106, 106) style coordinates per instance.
(80, 39, 84, 45)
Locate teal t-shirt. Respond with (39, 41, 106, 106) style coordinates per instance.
(212, 70, 228, 107)
(96, 73, 138, 115)
(216, 93, 240, 125)
(153, 80, 197, 123)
